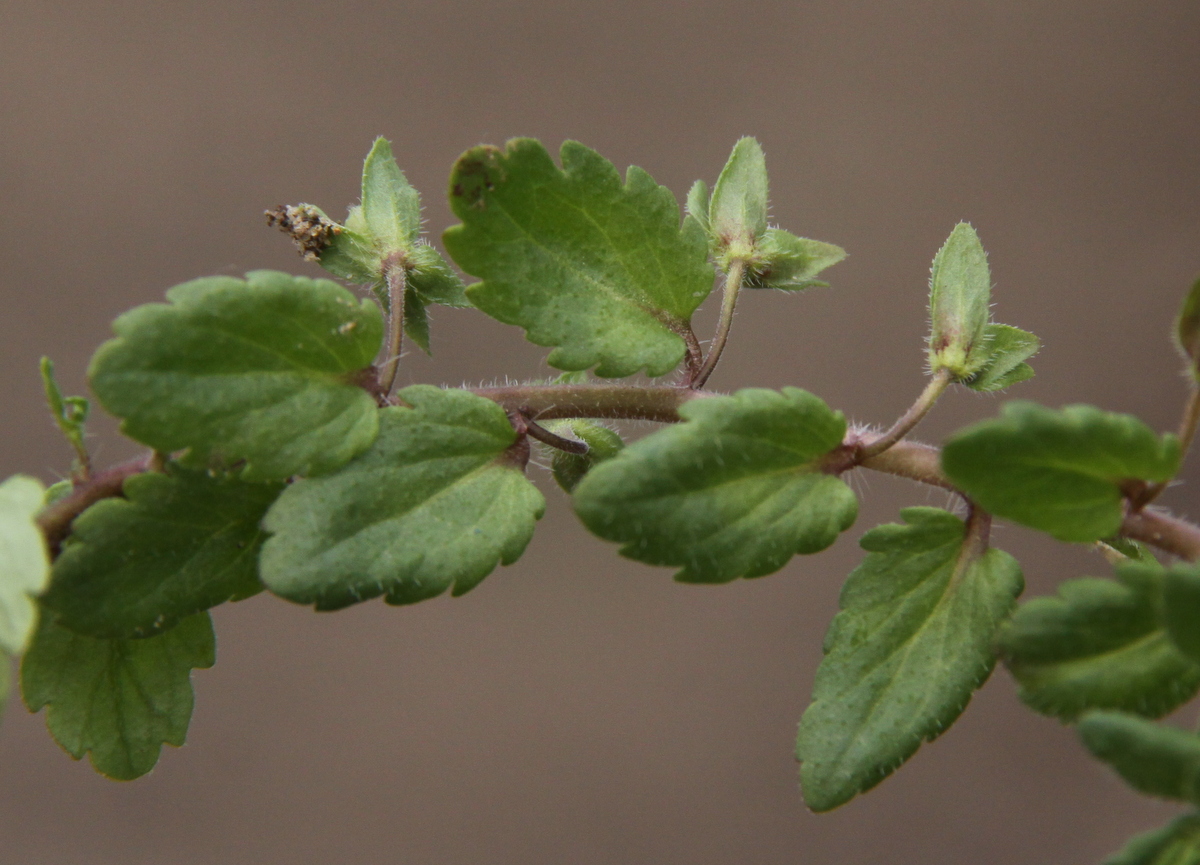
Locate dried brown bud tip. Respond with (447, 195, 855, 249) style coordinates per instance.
(264, 204, 341, 263)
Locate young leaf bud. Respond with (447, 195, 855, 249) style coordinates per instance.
(708, 137, 769, 265)
(928, 223, 992, 379)
(547, 420, 624, 493)
(1175, 277, 1200, 380)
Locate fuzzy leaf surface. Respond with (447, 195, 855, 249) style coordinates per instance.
(1102, 813, 1200, 865)
(0, 475, 50, 655)
(89, 271, 383, 480)
(928, 222, 992, 377)
(573, 388, 857, 583)
(260, 386, 545, 610)
(708, 137, 769, 260)
(43, 467, 282, 638)
(797, 507, 1023, 811)
(21, 612, 214, 780)
(942, 402, 1180, 542)
(998, 561, 1200, 720)
(444, 139, 714, 378)
(964, 324, 1039, 391)
(1080, 711, 1200, 804)
(745, 229, 845, 291)
(686, 179, 711, 235)
(361, 137, 421, 254)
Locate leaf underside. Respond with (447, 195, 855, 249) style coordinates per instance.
(89, 270, 384, 481)
(444, 138, 715, 378)
(1079, 711, 1200, 805)
(1000, 561, 1200, 720)
(572, 388, 857, 583)
(797, 507, 1023, 812)
(21, 612, 215, 780)
(260, 386, 545, 610)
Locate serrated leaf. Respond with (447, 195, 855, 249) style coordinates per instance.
(963, 324, 1040, 392)
(42, 466, 282, 639)
(444, 139, 715, 378)
(745, 229, 846, 290)
(998, 561, 1200, 720)
(260, 386, 545, 610)
(686, 179, 711, 235)
(928, 223, 992, 378)
(942, 402, 1180, 543)
(545, 420, 624, 493)
(1079, 711, 1200, 804)
(1102, 813, 1200, 865)
(708, 137, 769, 261)
(0, 475, 50, 655)
(361, 137, 421, 254)
(89, 270, 384, 481)
(572, 388, 857, 583)
(21, 612, 214, 780)
(797, 507, 1023, 812)
(1165, 564, 1200, 664)
(1176, 277, 1200, 378)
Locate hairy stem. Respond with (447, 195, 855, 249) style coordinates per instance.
(860, 369, 953, 459)
(1120, 507, 1200, 562)
(36, 455, 154, 556)
(380, 255, 407, 396)
(523, 416, 590, 454)
(471, 384, 709, 423)
(693, 258, 746, 388)
(1140, 383, 1200, 507)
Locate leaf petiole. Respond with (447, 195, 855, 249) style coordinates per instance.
(692, 258, 746, 388)
(380, 254, 407, 397)
(860, 368, 953, 459)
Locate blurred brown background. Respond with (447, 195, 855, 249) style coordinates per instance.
(2, 1, 1199, 862)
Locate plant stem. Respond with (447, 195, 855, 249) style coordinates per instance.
(1120, 507, 1200, 562)
(471, 384, 709, 423)
(522, 417, 590, 454)
(380, 255, 407, 397)
(36, 455, 154, 556)
(860, 368, 953, 459)
(693, 258, 746, 388)
(1141, 384, 1200, 507)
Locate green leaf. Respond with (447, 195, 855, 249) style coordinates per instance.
(0, 475, 50, 655)
(708, 137, 769, 262)
(402, 282, 431, 354)
(444, 139, 715, 378)
(1101, 813, 1200, 865)
(942, 402, 1180, 543)
(1175, 277, 1200, 379)
(572, 388, 857, 583)
(42, 466, 282, 639)
(745, 229, 846, 291)
(40, 357, 89, 461)
(797, 507, 1023, 812)
(963, 324, 1040, 392)
(361, 137, 421, 255)
(1165, 564, 1200, 665)
(545, 420, 625, 493)
(928, 223, 992, 378)
(406, 243, 469, 308)
(998, 561, 1200, 720)
(260, 386, 545, 610)
(89, 270, 384, 481)
(317, 218, 380, 285)
(21, 612, 215, 780)
(686, 179, 711, 235)
(1079, 711, 1200, 805)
